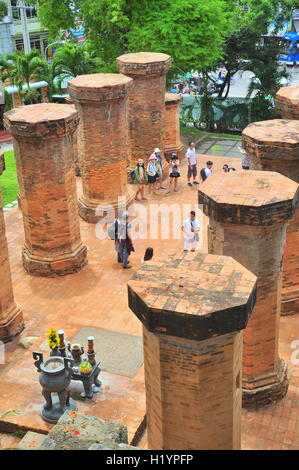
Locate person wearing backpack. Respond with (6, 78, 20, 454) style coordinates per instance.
(132, 159, 148, 201)
(200, 161, 213, 183)
(146, 154, 159, 196)
(114, 211, 134, 269)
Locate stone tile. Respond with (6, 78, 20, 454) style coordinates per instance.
(0, 156, 298, 449)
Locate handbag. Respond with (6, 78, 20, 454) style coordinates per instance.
(191, 220, 199, 242)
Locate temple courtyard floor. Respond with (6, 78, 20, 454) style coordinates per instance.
(0, 153, 299, 450)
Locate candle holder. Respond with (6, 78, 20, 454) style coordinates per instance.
(58, 329, 66, 357)
(87, 336, 96, 366)
(68, 343, 84, 364)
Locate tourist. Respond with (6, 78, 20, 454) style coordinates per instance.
(186, 142, 199, 187)
(151, 148, 166, 190)
(223, 164, 236, 172)
(167, 153, 180, 193)
(147, 154, 159, 195)
(133, 159, 148, 201)
(200, 161, 213, 182)
(115, 211, 134, 269)
(238, 146, 250, 170)
(142, 247, 153, 264)
(181, 211, 200, 252)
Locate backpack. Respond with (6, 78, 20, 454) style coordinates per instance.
(130, 169, 136, 181)
(200, 168, 207, 181)
(107, 220, 118, 240)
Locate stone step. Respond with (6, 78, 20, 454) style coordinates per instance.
(18, 431, 48, 450)
(40, 411, 140, 450)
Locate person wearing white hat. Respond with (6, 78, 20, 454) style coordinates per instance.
(151, 147, 166, 190)
(147, 154, 159, 195)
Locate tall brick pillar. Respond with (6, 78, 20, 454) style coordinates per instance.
(68, 74, 134, 223)
(128, 252, 257, 450)
(4, 103, 87, 277)
(242, 120, 299, 315)
(276, 85, 299, 119)
(0, 187, 23, 342)
(164, 93, 185, 162)
(199, 171, 299, 408)
(65, 96, 80, 176)
(117, 52, 172, 169)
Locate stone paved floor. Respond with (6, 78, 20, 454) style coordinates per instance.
(197, 137, 242, 159)
(0, 154, 298, 449)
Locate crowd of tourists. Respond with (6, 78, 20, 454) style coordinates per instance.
(111, 142, 250, 269)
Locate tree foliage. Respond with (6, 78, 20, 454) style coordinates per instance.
(36, 0, 231, 73)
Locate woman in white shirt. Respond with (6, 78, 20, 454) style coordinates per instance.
(147, 155, 158, 195)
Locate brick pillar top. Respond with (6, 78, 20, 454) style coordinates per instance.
(276, 85, 299, 119)
(68, 73, 133, 102)
(165, 92, 182, 105)
(128, 252, 257, 342)
(242, 119, 299, 150)
(199, 171, 299, 225)
(4, 103, 78, 138)
(117, 51, 172, 76)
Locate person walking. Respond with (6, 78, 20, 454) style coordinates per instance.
(186, 142, 199, 186)
(200, 161, 213, 182)
(167, 153, 180, 193)
(147, 154, 159, 195)
(238, 146, 250, 170)
(181, 211, 200, 252)
(133, 159, 148, 201)
(115, 211, 134, 269)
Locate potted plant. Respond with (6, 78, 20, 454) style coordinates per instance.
(47, 328, 60, 356)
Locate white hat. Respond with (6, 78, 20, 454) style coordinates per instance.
(154, 148, 161, 153)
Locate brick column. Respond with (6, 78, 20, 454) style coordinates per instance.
(242, 120, 299, 315)
(68, 74, 134, 223)
(0, 187, 23, 342)
(164, 93, 185, 162)
(199, 171, 299, 408)
(276, 85, 299, 119)
(4, 103, 87, 277)
(65, 97, 80, 176)
(117, 52, 172, 169)
(128, 252, 257, 450)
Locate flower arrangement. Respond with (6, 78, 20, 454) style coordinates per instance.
(47, 328, 60, 350)
(79, 361, 92, 374)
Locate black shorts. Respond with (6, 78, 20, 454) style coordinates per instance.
(169, 172, 180, 178)
(242, 166, 249, 170)
(148, 175, 157, 183)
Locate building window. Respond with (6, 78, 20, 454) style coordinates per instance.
(11, 1, 37, 21)
(15, 38, 24, 50)
(30, 36, 41, 51)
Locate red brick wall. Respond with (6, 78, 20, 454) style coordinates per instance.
(4, 103, 87, 276)
(0, 188, 23, 341)
(143, 326, 242, 450)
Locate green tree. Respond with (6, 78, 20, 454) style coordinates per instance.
(51, 42, 103, 78)
(215, 0, 295, 98)
(35, 0, 231, 73)
(0, 50, 47, 103)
